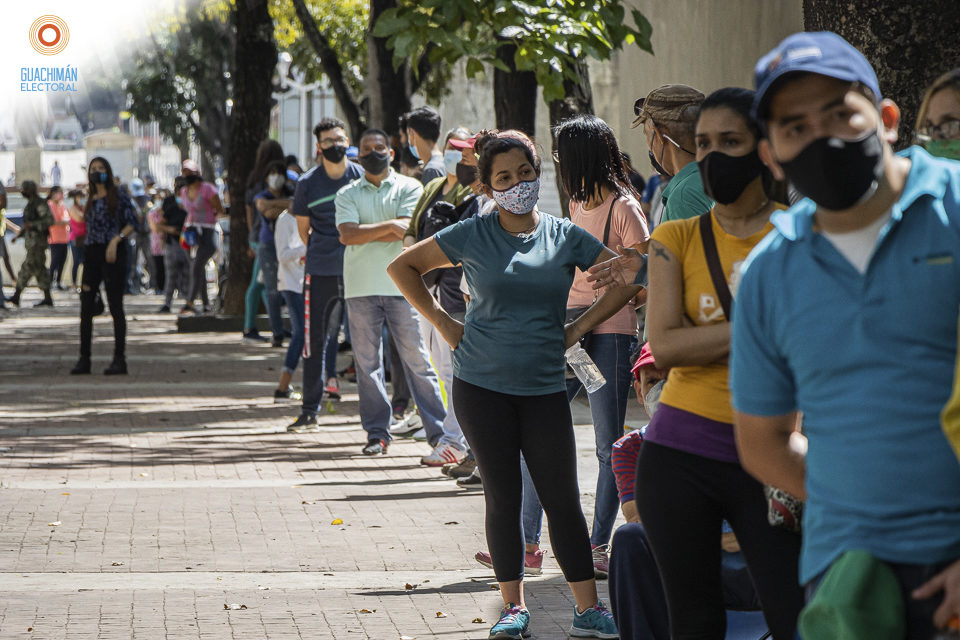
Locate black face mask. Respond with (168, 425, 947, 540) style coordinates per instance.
(184, 174, 202, 185)
(89, 171, 109, 184)
(321, 145, 348, 163)
(455, 163, 477, 186)
(358, 151, 390, 175)
(698, 149, 764, 205)
(779, 131, 884, 211)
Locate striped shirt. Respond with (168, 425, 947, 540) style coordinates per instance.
(611, 429, 643, 504)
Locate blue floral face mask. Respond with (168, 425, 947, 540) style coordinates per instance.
(491, 178, 540, 215)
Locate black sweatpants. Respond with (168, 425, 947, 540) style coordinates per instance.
(301, 275, 343, 415)
(453, 377, 594, 583)
(79, 243, 127, 360)
(635, 441, 804, 640)
(49, 243, 68, 285)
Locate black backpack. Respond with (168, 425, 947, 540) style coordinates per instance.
(416, 194, 478, 242)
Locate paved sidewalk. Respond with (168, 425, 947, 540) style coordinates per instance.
(0, 287, 648, 639)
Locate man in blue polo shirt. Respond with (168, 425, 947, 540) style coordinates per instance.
(286, 118, 364, 432)
(731, 32, 960, 635)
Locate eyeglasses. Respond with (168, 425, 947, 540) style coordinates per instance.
(915, 119, 960, 143)
(319, 135, 349, 148)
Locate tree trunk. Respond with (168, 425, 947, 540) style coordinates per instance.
(290, 0, 367, 141)
(803, 0, 960, 149)
(548, 62, 594, 217)
(494, 41, 537, 136)
(223, 0, 276, 316)
(367, 0, 411, 137)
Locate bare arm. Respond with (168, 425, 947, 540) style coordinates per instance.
(387, 237, 460, 348)
(338, 218, 409, 246)
(255, 197, 290, 220)
(566, 247, 643, 348)
(296, 216, 311, 247)
(646, 239, 730, 369)
(621, 501, 640, 524)
(211, 194, 226, 219)
(733, 410, 806, 498)
(68, 205, 85, 224)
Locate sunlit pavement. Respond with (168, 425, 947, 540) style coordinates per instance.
(0, 285, 650, 639)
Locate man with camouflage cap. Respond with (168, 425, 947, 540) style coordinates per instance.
(633, 84, 714, 224)
(10, 180, 54, 307)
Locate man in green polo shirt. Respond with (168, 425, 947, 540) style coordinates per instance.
(335, 128, 447, 456)
(632, 84, 714, 225)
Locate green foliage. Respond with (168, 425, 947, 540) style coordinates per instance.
(271, 0, 368, 98)
(372, 0, 653, 102)
(124, 2, 234, 155)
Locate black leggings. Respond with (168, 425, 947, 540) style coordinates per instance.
(49, 243, 68, 285)
(453, 377, 594, 583)
(79, 243, 127, 360)
(635, 441, 804, 640)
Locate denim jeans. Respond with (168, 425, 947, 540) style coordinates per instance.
(519, 332, 638, 548)
(520, 455, 542, 546)
(345, 296, 446, 443)
(243, 242, 266, 332)
(418, 315, 465, 449)
(280, 290, 305, 373)
(187, 227, 217, 306)
(256, 241, 283, 339)
(163, 243, 190, 307)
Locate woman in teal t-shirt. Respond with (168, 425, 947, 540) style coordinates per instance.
(388, 129, 642, 639)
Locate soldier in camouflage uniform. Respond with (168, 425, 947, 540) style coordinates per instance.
(10, 180, 54, 307)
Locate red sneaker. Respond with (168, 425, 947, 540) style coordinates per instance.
(475, 549, 543, 575)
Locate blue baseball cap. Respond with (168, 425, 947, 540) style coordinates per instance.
(752, 31, 880, 122)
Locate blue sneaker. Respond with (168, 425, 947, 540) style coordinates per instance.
(489, 603, 531, 639)
(570, 600, 619, 638)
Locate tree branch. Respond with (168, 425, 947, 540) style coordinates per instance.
(290, 0, 367, 140)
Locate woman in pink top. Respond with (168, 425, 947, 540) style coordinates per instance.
(178, 158, 225, 314)
(556, 115, 650, 567)
(67, 189, 87, 290)
(46, 186, 71, 290)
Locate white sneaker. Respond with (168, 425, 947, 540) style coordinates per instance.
(389, 412, 423, 437)
(420, 442, 466, 467)
(410, 428, 428, 442)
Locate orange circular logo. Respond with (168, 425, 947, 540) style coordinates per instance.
(29, 15, 69, 56)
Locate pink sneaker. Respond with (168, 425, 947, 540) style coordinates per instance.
(591, 544, 610, 579)
(474, 549, 543, 576)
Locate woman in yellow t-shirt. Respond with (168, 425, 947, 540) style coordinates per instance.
(636, 87, 804, 638)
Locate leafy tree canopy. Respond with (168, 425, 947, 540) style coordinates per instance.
(271, 0, 369, 98)
(373, 0, 653, 103)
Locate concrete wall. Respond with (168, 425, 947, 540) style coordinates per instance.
(592, 0, 803, 175)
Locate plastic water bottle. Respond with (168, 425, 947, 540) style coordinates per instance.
(565, 343, 606, 393)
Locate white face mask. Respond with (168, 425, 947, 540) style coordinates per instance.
(644, 379, 665, 417)
(267, 174, 285, 190)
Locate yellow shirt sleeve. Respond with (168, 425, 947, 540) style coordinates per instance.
(650, 217, 691, 261)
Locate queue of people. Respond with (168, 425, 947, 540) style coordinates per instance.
(2, 27, 960, 640)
